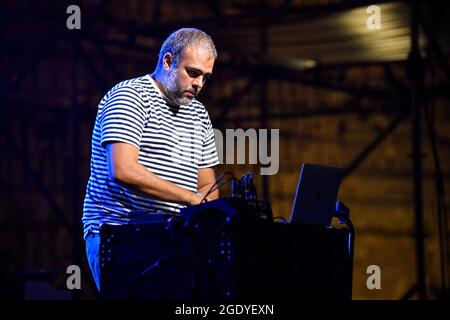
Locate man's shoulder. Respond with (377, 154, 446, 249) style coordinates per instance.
(108, 75, 155, 98)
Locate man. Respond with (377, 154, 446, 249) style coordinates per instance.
(82, 28, 220, 290)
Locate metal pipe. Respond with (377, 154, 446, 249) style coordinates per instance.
(409, 0, 427, 300)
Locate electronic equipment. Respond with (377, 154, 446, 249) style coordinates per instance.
(180, 197, 273, 227)
(290, 163, 343, 227)
(99, 216, 352, 300)
(98, 168, 353, 300)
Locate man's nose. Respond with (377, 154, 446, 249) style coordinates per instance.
(192, 76, 203, 91)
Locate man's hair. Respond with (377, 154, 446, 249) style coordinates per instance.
(156, 28, 217, 70)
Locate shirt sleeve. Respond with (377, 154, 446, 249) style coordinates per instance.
(198, 112, 220, 169)
(99, 85, 148, 149)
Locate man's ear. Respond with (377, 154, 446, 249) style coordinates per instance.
(163, 52, 173, 71)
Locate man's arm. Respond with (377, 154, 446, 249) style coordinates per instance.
(106, 142, 203, 205)
(197, 167, 219, 200)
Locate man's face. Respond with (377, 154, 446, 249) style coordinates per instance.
(162, 46, 215, 105)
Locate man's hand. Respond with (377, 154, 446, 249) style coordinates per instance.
(186, 191, 218, 206)
(106, 142, 200, 205)
(187, 192, 204, 206)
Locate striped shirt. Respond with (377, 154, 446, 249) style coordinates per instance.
(82, 74, 219, 239)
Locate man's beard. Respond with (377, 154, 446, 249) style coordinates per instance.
(163, 69, 195, 106)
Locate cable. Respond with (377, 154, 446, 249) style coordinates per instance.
(208, 177, 235, 195)
(167, 216, 180, 256)
(127, 255, 199, 300)
(186, 218, 225, 300)
(200, 171, 236, 203)
(127, 217, 198, 300)
(243, 172, 257, 200)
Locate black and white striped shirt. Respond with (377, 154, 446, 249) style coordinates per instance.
(82, 74, 219, 239)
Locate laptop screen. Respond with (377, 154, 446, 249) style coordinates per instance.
(289, 163, 343, 227)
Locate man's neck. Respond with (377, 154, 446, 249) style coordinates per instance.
(150, 73, 166, 95)
(149, 73, 179, 106)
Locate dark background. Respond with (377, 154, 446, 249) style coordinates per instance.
(0, 0, 449, 300)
